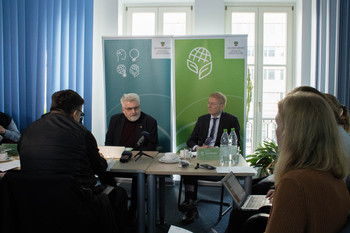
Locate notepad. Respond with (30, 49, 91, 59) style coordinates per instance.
(0, 160, 20, 172)
(98, 146, 125, 159)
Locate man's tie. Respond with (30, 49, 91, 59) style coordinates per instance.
(204, 118, 217, 145)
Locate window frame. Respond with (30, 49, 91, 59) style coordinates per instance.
(124, 5, 193, 36)
(225, 5, 295, 154)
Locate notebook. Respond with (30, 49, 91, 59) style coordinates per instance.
(221, 171, 271, 210)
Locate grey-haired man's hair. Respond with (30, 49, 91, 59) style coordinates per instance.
(120, 93, 140, 107)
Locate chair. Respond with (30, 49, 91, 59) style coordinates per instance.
(241, 213, 269, 233)
(339, 215, 350, 233)
(241, 212, 350, 233)
(0, 171, 117, 233)
(177, 176, 232, 220)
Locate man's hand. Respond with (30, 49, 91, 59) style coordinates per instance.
(196, 145, 212, 150)
(0, 125, 5, 134)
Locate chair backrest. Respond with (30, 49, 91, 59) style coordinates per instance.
(0, 171, 115, 233)
(338, 215, 350, 233)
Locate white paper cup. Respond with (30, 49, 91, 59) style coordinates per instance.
(0, 152, 9, 161)
(179, 150, 185, 159)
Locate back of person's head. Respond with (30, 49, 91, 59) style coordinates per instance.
(120, 93, 140, 107)
(274, 92, 348, 184)
(288, 86, 326, 98)
(324, 93, 350, 133)
(50, 90, 85, 115)
(210, 92, 227, 105)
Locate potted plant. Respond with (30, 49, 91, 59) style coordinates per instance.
(246, 140, 278, 177)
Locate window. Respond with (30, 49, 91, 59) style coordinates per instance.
(225, 6, 294, 154)
(124, 6, 193, 35)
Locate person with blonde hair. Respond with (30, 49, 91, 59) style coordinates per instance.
(265, 92, 350, 233)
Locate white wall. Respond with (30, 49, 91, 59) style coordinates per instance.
(91, 0, 315, 144)
(92, 0, 119, 145)
(194, 0, 225, 34)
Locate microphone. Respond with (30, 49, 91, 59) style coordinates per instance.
(136, 131, 150, 147)
(136, 135, 145, 147)
(134, 131, 152, 161)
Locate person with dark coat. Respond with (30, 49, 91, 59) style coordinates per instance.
(105, 93, 158, 222)
(18, 89, 128, 232)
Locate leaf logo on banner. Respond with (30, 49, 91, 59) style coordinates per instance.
(130, 64, 140, 77)
(187, 47, 212, 80)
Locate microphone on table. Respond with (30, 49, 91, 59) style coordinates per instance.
(134, 131, 152, 161)
(136, 136, 145, 148)
(136, 131, 150, 148)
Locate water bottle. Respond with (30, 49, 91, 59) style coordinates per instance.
(228, 128, 238, 165)
(220, 129, 229, 166)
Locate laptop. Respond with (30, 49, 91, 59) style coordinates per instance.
(221, 171, 272, 210)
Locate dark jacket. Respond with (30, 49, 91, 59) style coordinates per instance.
(18, 113, 107, 189)
(105, 112, 158, 151)
(186, 111, 241, 148)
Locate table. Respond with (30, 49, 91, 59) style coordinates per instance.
(146, 153, 256, 233)
(0, 143, 20, 174)
(109, 150, 158, 233)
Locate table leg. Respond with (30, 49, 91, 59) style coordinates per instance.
(137, 173, 145, 233)
(159, 176, 165, 224)
(148, 174, 156, 233)
(244, 176, 252, 195)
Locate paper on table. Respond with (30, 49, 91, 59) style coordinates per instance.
(0, 160, 20, 172)
(98, 146, 125, 159)
(106, 159, 116, 171)
(216, 166, 257, 175)
(168, 225, 193, 233)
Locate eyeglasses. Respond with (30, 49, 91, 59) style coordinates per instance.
(124, 106, 140, 111)
(76, 109, 85, 119)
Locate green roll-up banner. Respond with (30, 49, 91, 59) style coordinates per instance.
(174, 36, 247, 153)
(103, 37, 172, 152)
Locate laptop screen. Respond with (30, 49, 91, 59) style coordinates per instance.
(221, 171, 248, 207)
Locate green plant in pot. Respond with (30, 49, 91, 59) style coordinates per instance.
(246, 140, 278, 177)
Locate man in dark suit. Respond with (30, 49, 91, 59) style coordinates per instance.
(105, 93, 158, 150)
(105, 93, 158, 222)
(180, 92, 241, 225)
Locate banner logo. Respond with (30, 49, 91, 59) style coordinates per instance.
(115, 48, 140, 78)
(187, 47, 212, 80)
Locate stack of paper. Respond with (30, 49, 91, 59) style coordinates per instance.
(98, 146, 125, 159)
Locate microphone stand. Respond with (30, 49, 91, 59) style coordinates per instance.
(134, 142, 153, 161)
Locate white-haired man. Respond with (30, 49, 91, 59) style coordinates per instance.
(105, 93, 158, 222)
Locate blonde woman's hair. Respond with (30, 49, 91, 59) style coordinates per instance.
(274, 92, 348, 184)
(324, 93, 350, 134)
